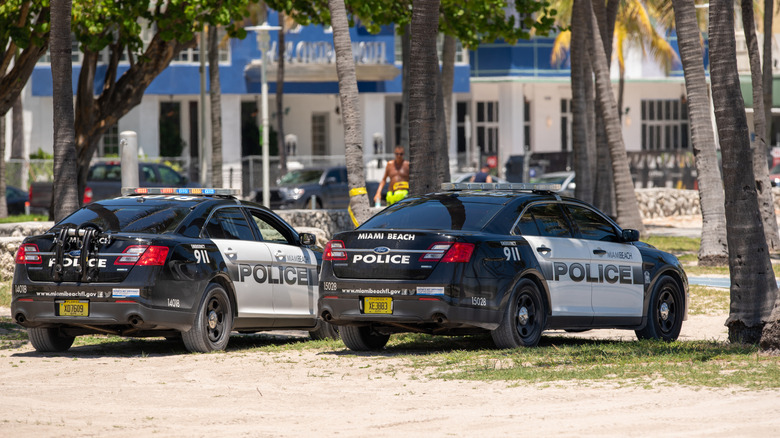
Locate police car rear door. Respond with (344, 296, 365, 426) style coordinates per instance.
(563, 203, 643, 320)
(514, 202, 593, 321)
(203, 207, 275, 317)
(246, 208, 317, 319)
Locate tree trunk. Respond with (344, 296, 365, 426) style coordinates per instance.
(592, 0, 617, 217)
(0, 6, 49, 117)
(12, 93, 26, 199)
(50, 0, 80, 222)
(585, 0, 644, 232)
(409, 0, 441, 197)
(764, 0, 774, 148)
(671, 0, 728, 266)
(208, 25, 223, 188)
(742, 0, 780, 251)
(0, 116, 6, 217)
(571, 0, 594, 204)
(328, 0, 370, 225)
(709, 0, 777, 344)
(276, 11, 287, 176)
(400, 25, 411, 152)
(438, 33, 456, 183)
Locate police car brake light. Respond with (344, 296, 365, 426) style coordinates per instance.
(16, 244, 42, 265)
(441, 182, 562, 191)
(116, 245, 169, 266)
(324, 240, 347, 261)
(441, 242, 475, 263)
(419, 243, 452, 261)
(121, 187, 241, 197)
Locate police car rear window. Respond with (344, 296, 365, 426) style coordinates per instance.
(360, 196, 502, 231)
(51, 203, 191, 234)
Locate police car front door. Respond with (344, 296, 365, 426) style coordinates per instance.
(515, 203, 593, 320)
(564, 204, 643, 318)
(204, 207, 275, 317)
(247, 209, 318, 319)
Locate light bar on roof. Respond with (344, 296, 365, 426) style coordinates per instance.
(121, 187, 241, 196)
(441, 182, 562, 192)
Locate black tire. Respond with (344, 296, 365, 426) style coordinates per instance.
(340, 325, 390, 351)
(491, 279, 546, 348)
(182, 283, 233, 353)
(635, 276, 683, 342)
(28, 327, 75, 352)
(309, 319, 339, 340)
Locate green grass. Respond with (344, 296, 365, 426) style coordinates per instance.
(0, 214, 48, 224)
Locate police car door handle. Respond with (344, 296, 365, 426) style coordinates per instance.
(593, 249, 607, 256)
(536, 246, 551, 254)
(224, 248, 237, 257)
(274, 250, 285, 260)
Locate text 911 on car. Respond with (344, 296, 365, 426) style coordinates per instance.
(318, 182, 688, 351)
(12, 187, 338, 353)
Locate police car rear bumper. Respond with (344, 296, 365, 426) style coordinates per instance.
(12, 300, 194, 332)
(319, 295, 501, 330)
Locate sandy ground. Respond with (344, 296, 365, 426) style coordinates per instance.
(5, 215, 780, 436)
(2, 312, 780, 437)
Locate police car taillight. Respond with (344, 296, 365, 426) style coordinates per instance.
(324, 240, 347, 261)
(15, 244, 42, 264)
(419, 243, 452, 261)
(116, 245, 169, 266)
(441, 242, 475, 263)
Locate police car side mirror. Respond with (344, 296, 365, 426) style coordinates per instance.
(299, 232, 316, 246)
(622, 229, 640, 242)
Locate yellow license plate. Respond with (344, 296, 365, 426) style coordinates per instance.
(364, 297, 392, 314)
(58, 300, 89, 317)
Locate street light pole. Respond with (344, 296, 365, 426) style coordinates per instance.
(247, 23, 280, 208)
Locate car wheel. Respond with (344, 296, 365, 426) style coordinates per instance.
(309, 319, 339, 340)
(491, 279, 546, 348)
(28, 327, 75, 352)
(340, 325, 390, 351)
(182, 283, 233, 353)
(635, 276, 683, 342)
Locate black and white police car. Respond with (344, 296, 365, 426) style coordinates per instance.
(319, 182, 688, 351)
(12, 187, 336, 353)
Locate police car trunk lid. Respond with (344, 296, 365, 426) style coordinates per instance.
(19, 232, 158, 283)
(330, 230, 468, 280)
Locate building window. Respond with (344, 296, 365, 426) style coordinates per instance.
(99, 124, 120, 157)
(476, 101, 499, 155)
(173, 27, 231, 64)
(524, 99, 532, 150)
(641, 99, 689, 150)
(159, 101, 185, 158)
(560, 99, 572, 152)
(312, 113, 329, 155)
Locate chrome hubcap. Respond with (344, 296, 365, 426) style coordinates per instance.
(659, 302, 670, 321)
(208, 310, 219, 329)
(517, 306, 529, 326)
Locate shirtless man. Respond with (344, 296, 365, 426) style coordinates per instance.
(374, 145, 410, 206)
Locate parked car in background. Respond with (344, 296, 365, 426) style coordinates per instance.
(253, 166, 386, 209)
(7, 186, 29, 215)
(29, 162, 196, 214)
(769, 163, 780, 186)
(532, 171, 576, 197)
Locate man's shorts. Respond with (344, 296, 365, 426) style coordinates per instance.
(386, 181, 409, 205)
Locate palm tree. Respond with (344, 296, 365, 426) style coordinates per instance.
(208, 25, 223, 187)
(327, 0, 371, 224)
(670, 0, 728, 266)
(569, 0, 595, 204)
(0, 116, 6, 217)
(741, 0, 780, 251)
(50, 0, 79, 221)
(585, 0, 644, 232)
(709, 0, 776, 343)
(408, 0, 440, 197)
(763, 0, 773, 146)
(276, 11, 289, 177)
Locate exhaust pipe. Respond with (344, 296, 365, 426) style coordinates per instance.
(128, 315, 144, 327)
(321, 311, 333, 321)
(15, 313, 25, 324)
(432, 313, 447, 324)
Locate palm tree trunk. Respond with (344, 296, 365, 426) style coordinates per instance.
(592, 0, 617, 217)
(400, 25, 411, 152)
(709, 0, 777, 344)
(671, 0, 728, 266)
(276, 11, 287, 176)
(742, 0, 780, 251)
(208, 25, 223, 187)
(0, 116, 6, 217)
(409, 0, 441, 197)
(12, 93, 26, 196)
(328, 0, 370, 224)
(585, 0, 643, 232)
(571, 0, 594, 204)
(50, 0, 80, 221)
(438, 33, 455, 182)
(763, 0, 774, 147)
